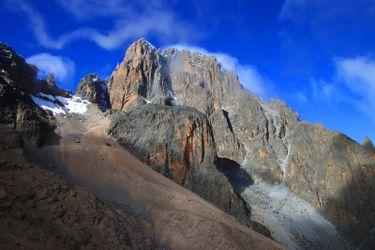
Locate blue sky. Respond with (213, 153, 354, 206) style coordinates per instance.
(1, 0, 374, 143)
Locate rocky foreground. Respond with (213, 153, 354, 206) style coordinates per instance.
(1, 38, 374, 249)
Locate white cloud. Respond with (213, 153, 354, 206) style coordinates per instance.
(5, 0, 194, 50)
(26, 53, 75, 82)
(335, 57, 375, 115)
(165, 44, 269, 97)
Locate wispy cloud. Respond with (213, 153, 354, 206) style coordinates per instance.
(335, 57, 375, 116)
(4, 0, 195, 50)
(165, 44, 270, 97)
(26, 53, 75, 83)
(294, 56, 375, 122)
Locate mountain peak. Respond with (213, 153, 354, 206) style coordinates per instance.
(131, 38, 156, 50)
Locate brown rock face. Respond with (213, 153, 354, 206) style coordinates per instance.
(108, 38, 170, 111)
(76, 73, 110, 109)
(108, 104, 265, 233)
(109, 104, 216, 185)
(162, 48, 299, 185)
(285, 124, 375, 246)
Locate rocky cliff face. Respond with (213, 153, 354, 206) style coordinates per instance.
(286, 124, 375, 246)
(108, 39, 171, 111)
(0, 42, 55, 145)
(108, 104, 271, 235)
(107, 39, 375, 247)
(76, 73, 110, 110)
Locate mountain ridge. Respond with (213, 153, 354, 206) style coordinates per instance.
(1, 38, 374, 249)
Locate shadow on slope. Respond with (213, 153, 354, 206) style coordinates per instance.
(216, 157, 254, 193)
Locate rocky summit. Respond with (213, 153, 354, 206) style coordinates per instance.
(0, 38, 374, 250)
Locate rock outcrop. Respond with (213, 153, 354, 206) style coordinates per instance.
(76, 73, 110, 110)
(108, 38, 170, 111)
(34, 73, 71, 98)
(285, 124, 375, 246)
(109, 104, 261, 231)
(0, 42, 55, 145)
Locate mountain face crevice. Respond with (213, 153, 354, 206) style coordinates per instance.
(106, 39, 375, 247)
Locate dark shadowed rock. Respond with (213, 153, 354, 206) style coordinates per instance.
(34, 73, 72, 98)
(76, 73, 110, 110)
(285, 124, 375, 246)
(0, 42, 55, 145)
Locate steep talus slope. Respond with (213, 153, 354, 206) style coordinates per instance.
(0, 127, 164, 249)
(107, 39, 375, 248)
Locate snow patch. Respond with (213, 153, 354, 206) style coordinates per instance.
(30, 95, 65, 115)
(56, 96, 88, 114)
(31, 93, 89, 115)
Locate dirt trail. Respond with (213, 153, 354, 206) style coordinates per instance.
(26, 105, 283, 249)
